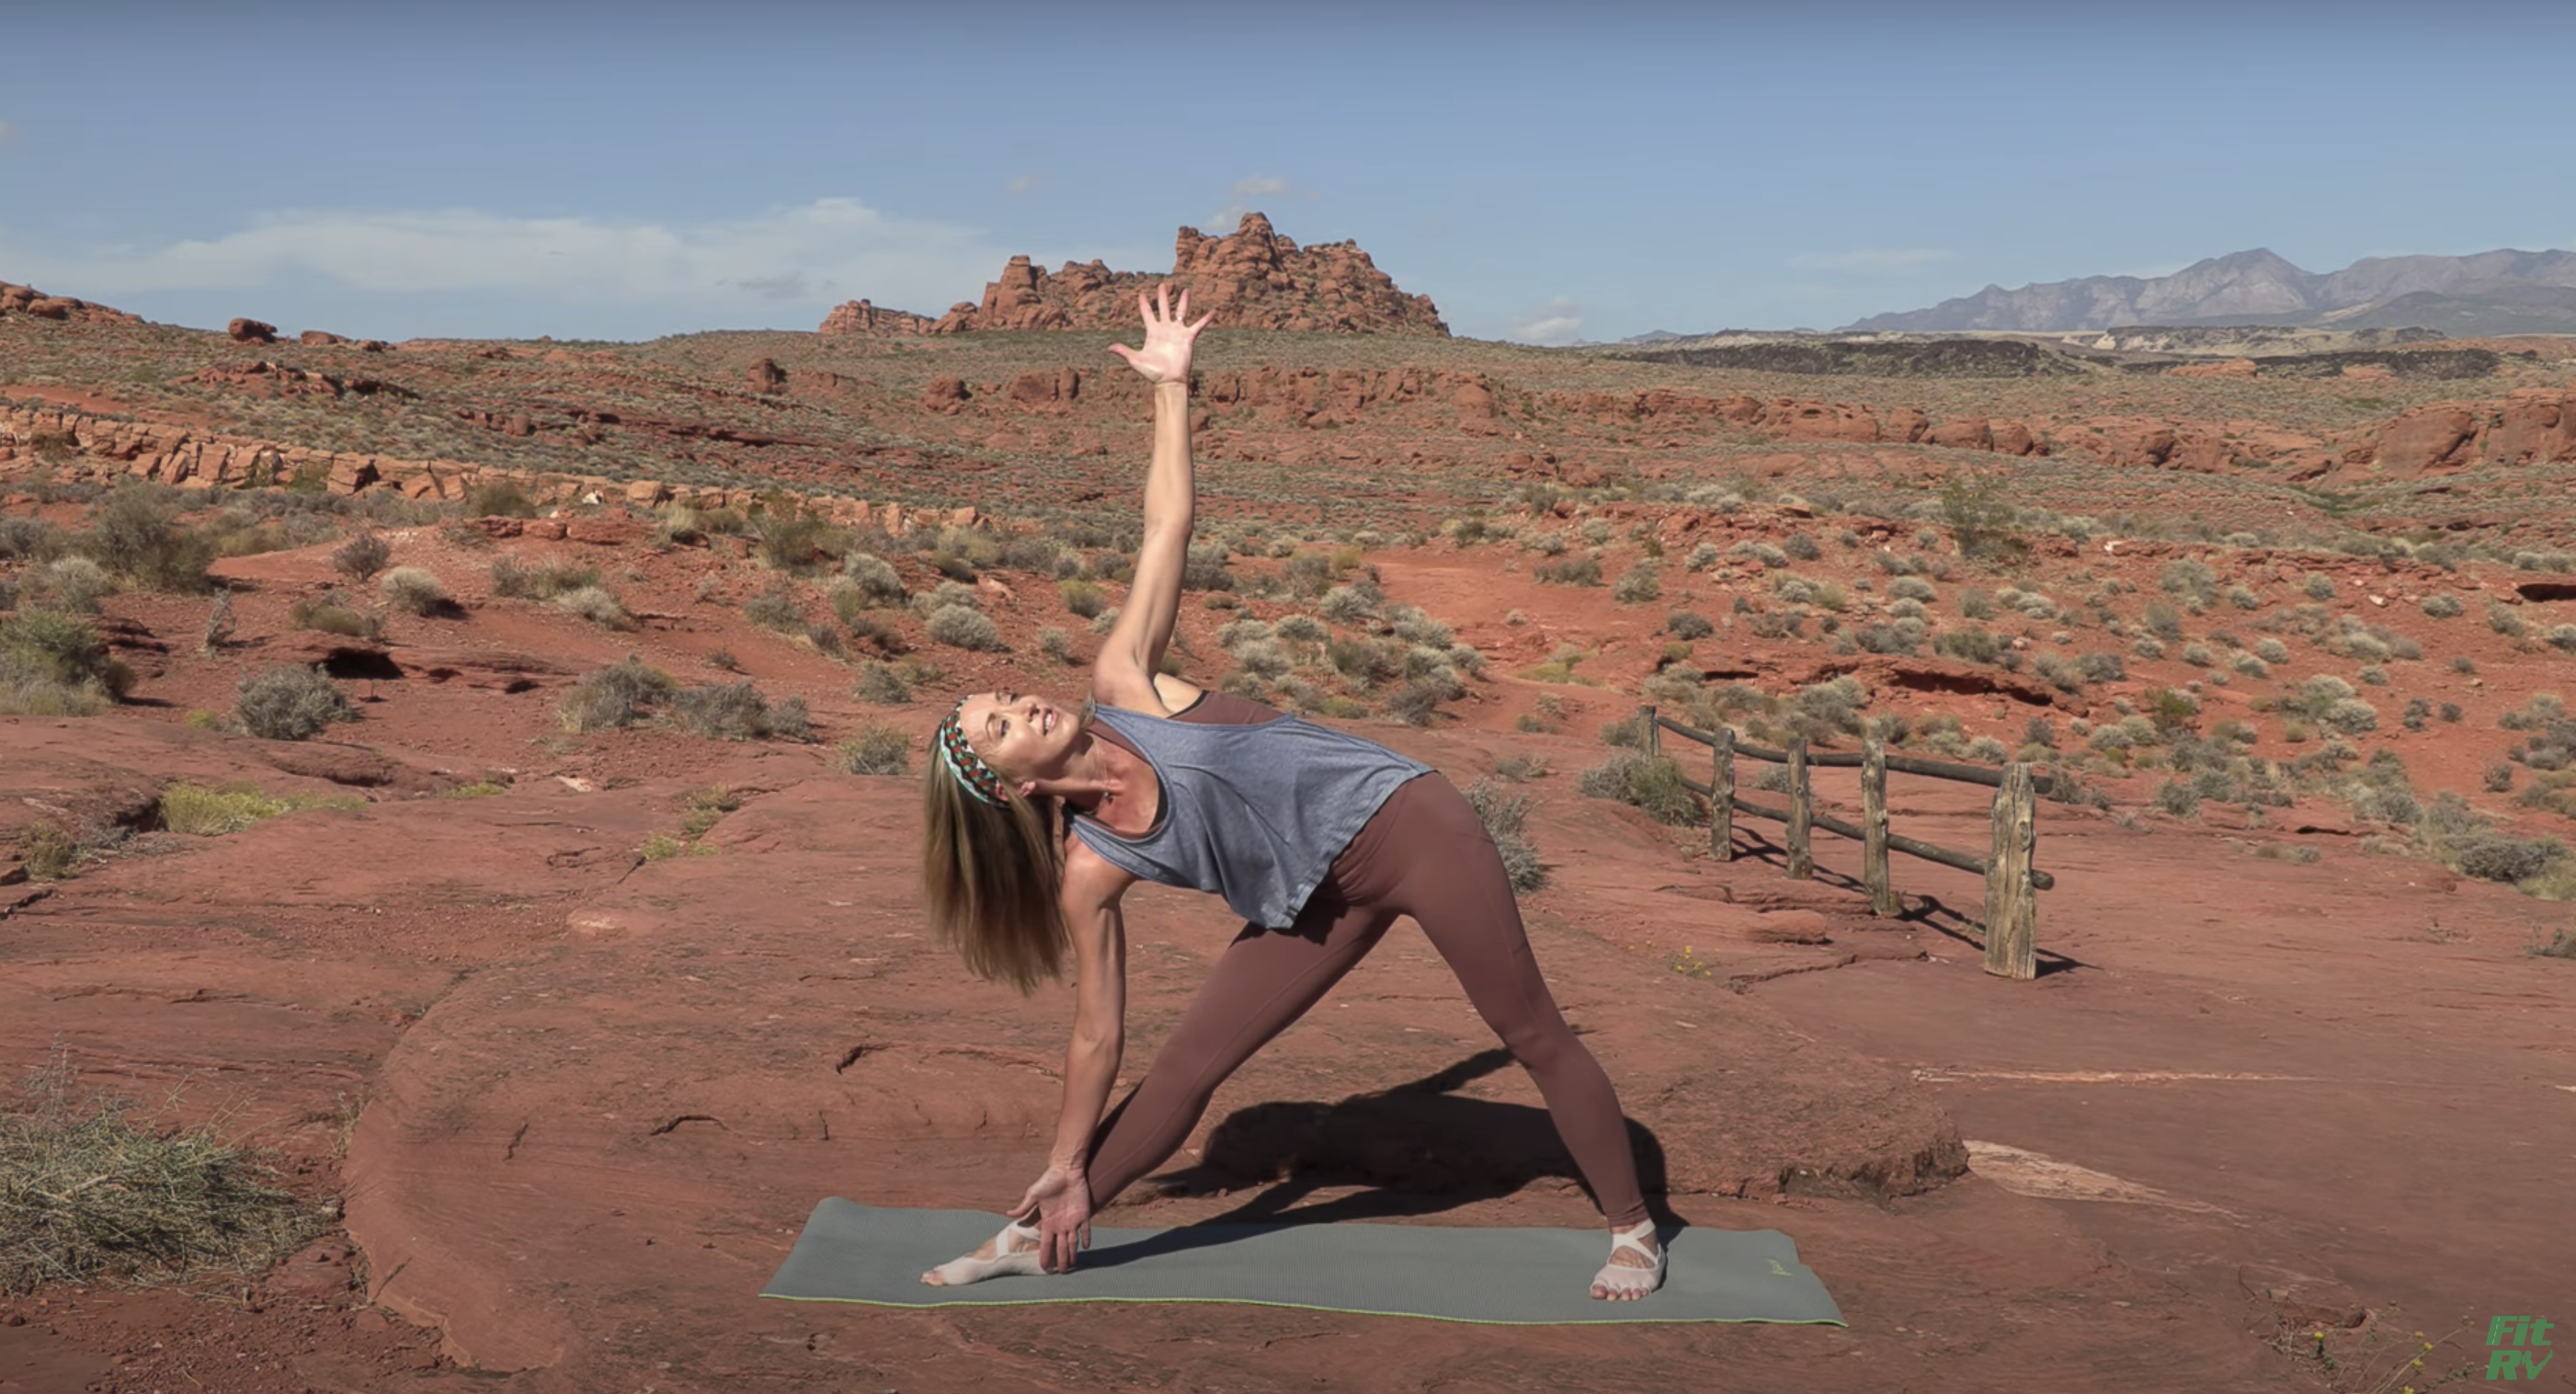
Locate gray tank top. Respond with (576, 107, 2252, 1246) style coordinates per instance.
(1070, 703, 1431, 928)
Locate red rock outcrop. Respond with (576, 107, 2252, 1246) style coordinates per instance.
(746, 358, 787, 394)
(2335, 388, 2576, 479)
(0, 281, 142, 326)
(826, 212, 1447, 337)
(228, 317, 279, 344)
(815, 298, 940, 337)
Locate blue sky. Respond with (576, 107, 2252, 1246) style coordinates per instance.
(3, 1, 2570, 344)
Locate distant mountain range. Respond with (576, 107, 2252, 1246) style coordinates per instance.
(1843, 247, 2576, 336)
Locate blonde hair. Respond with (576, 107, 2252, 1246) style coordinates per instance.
(920, 737, 1071, 994)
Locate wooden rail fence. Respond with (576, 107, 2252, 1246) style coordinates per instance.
(1637, 705, 2055, 979)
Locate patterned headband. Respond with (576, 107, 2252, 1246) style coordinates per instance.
(937, 703, 1011, 808)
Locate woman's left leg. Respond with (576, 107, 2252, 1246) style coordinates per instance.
(1379, 777, 1652, 1230)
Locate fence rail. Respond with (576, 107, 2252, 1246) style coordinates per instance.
(1640, 706, 2051, 979)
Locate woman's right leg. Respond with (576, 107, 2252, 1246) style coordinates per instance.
(1081, 887, 1396, 1208)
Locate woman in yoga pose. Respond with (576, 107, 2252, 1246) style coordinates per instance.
(918, 283, 1663, 1300)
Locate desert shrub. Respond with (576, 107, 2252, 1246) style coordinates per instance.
(1463, 777, 1547, 892)
(1790, 675, 1867, 739)
(2078, 651, 2126, 683)
(2143, 599, 2183, 640)
(557, 657, 676, 733)
(1612, 566, 1662, 603)
(0, 611, 133, 716)
(554, 586, 633, 630)
(1887, 577, 1936, 603)
(27, 557, 109, 615)
(1576, 751, 1700, 825)
(1940, 472, 2023, 560)
(674, 681, 811, 741)
(2421, 593, 2463, 619)
(2160, 558, 2217, 605)
(0, 1050, 325, 1295)
(1533, 556, 1602, 587)
(1665, 611, 1714, 641)
(2489, 602, 2527, 638)
(332, 531, 392, 583)
(1318, 584, 1382, 623)
(1384, 675, 1461, 726)
(1057, 579, 1109, 618)
(0, 517, 67, 562)
(851, 662, 913, 705)
(83, 486, 215, 593)
(2548, 624, 2576, 655)
(743, 588, 804, 632)
(840, 552, 906, 606)
(234, 666, 356, 740)
(2451, 835, 2567, 886)
(1181, 543, 1236, 592)
(1038, 627, 1076, 664)
(927, 604, 1003, 651)
(490, 556, 601, 600)
(1327, 635, 1404, 687)
(1932, 626, 2007, 667)
(749, 515, 842, 574)
(835, 724, 911, 776)
(1852, 623, 1919, 656)
(465, 478, 539, 518)
(1957, 588, 1997, 620)
(380, 566, 449, 616)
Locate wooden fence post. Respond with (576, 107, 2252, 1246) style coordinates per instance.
(1786, 736, 1812, 880)
(1862, 738, 1897, 916)
(1711, 726, 1735, 862)
(1637, 705, 1659, 760)
(1982, 762, 2038, 979)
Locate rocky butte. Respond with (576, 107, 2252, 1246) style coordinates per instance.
(819, 211, 1449, 337)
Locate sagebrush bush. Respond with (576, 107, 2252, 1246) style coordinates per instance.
(851, 662, 913, 705)
(553, 586, 633, 630)
(1463, 777, 1547, 893)
(84, 486, 214, 593)
(1577, 751, 1700, 825)
(1, 611, 131, 716)
(843, 552, 906, 604)
(332, 531, 392, 583)
(928, 604, 1004, 651)
(380, 566, 448, 616)
(234, 666, 356, 740)
(674, 681, 812, 741)
(557, 657, 677, 733)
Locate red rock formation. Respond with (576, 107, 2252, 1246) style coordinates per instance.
(747, 358, 787, 394)
(0, 281, 142, 326)
(2342, 388, 2576, 478)
(835, 212, 1448, 337)
(228, 317, 279, 344)
(815, 298, 939, 337)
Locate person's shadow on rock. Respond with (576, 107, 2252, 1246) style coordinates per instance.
(1077, 1047, 1677, 1271)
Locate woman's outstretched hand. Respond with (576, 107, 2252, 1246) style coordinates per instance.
(1008, 1163, 1094, 1274)
(1107, 280, 1213, 385)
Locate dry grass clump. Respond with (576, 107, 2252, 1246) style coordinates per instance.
(158, 782, 364, 835)
(835, 723, 912, 776)
(927, 604, 1004, 651)
(490, 555, 601, 601)
(673, 680, 813, 742)
(82, 485, 216, 594)
(553, 585, 633, 631)
(1577, 750, 1701, 825)
(1, 611, 134, 716)
(1, 1049, 326, 1295)
(234, 665, 356, 740)
(1462, 777, 1547, 893)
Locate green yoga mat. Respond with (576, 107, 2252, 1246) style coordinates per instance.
(762, 1199, 1844, 1327)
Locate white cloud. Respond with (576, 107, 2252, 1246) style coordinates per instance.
(1006, 171, 1046, 194)
(0, 198, 1009, 315)
(1508, 296, 1585, 346)
(1789, 248, 1953, 273)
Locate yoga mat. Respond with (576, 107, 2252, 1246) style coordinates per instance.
(762, 1199, 1845, 1327)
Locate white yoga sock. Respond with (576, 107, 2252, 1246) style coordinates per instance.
(1590, 1218, 1667, 1298)
(921, 1218, 1045, 1286)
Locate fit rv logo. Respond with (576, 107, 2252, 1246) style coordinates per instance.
(2486, 1316, 2555, 1382)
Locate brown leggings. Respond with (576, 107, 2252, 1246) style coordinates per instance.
(1079, 772, 1651, 1228)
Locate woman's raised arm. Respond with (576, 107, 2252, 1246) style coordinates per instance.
(1092, 282, 1211, 715)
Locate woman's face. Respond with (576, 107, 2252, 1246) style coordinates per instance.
(953, 689, 1077, 793)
